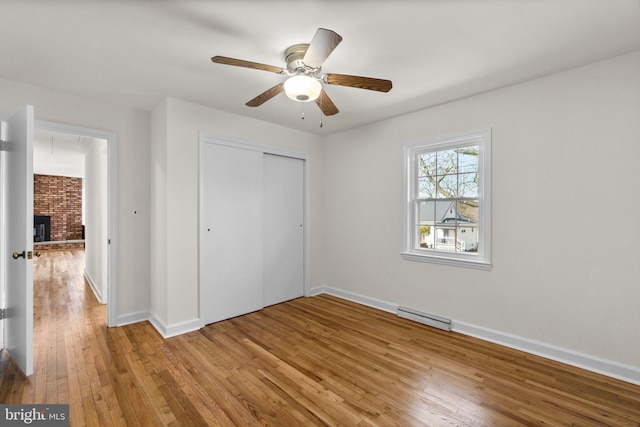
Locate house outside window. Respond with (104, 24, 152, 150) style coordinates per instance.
(402, 130, 492, 270)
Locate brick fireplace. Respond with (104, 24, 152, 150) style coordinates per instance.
(33, 174, 84, 250)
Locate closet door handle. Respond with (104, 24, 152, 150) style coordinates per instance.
(12, 251, 25, 260)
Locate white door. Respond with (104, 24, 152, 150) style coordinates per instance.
(2, 105, 34, 376)
(263, 154, 304, 307)
(200, 143, 264, 325)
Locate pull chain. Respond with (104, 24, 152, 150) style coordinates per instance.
(319, 93, 323, 128)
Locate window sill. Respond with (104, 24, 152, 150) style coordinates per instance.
(401, 252, 492, 271)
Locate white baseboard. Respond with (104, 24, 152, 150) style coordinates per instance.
(310, 286, 640, 387)
(309, 286, 398, 314)
(116, 310, 149, 327)
(147, 312, 165, 336)
(83, 270, 105, 304)
(148, 312, 201, 339)
(453, 321, 640, 386)
(114, 310, 201, 339)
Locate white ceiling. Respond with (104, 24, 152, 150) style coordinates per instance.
(33, 129, 88, 178)
(2, 1, 639, 136)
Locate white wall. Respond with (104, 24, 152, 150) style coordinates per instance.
(84, 139, 108, 303)
(150, 97, 323, 331)
(0, 77, 151, 318)
(150, 98, 168, 326)
(319, 51, 640, 370)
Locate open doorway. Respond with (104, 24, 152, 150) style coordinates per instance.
(34, 129, 107, 299)
(34, 121, 118, 326)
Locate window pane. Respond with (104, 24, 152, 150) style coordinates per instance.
(437, 174, 457, 198)
(418, 152, 437, 177)
(434, 226, 456, 252)
(458, 146, 479, 173)
(457, 200, 478, 253)
(418, 201, 436, 226)
(458, 172, 478, 197)
(436, 149, 457, 175)
(456, 224, 478, 253)
(436, 200, 456, 223)
(418, 177, 436, 198)
(457, 200, 478, 223)
(417, 225, 433, 249)
(418, 201, 436, 250)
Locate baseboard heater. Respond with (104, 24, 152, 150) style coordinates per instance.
(397, 306, 452, 331)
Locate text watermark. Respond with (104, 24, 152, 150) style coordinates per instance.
(0, 405, 69, 426)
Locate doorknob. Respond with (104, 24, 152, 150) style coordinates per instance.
(12, 251, 25, 259)
(34, 251, 41, 257)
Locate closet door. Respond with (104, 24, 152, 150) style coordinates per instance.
(263, 154, 304, 307)
(201, 143, 264, 325)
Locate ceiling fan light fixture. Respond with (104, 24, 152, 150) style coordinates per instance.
(284, 75, 321, 102)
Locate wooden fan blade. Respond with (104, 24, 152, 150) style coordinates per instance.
(211, 56, 285, 74)
(303, 28, 343, 69)
(315, 89, 339, 116)
(246, 83, 284, 107)
(325, 73, 393, 92)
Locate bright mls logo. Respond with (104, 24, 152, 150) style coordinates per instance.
(0, 405, 69, 426)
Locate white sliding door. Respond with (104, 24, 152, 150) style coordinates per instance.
(263, 154, 304, 307)
(200, 138, 307, 326)
(200, 143, 264, 325)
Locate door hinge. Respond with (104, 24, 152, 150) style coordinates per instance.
(0, 121, 6, 151)
(0, 308, 6, 320)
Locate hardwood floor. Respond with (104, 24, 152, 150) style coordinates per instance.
(1, 249, 639, 426)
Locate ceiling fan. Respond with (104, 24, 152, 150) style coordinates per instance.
(211, 28, 392, 117)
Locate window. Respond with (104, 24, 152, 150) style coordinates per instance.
(402, 130, 491, 270)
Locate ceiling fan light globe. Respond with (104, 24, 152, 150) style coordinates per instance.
(284, 75, 321, 102)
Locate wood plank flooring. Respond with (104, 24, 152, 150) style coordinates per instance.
(1, 249, 639, 426)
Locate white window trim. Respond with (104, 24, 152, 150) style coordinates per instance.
(402, 129, 492, 270)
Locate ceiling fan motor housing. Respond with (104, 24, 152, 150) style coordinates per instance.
(285, 44, 320, 75)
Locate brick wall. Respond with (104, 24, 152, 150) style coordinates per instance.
(34, 174, 83, 241)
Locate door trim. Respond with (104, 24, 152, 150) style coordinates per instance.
(35, 120, 119, 327)
(198, 133, 311, 326)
